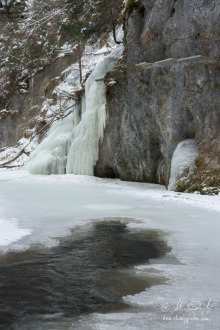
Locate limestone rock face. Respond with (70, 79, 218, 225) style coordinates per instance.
(95, 59, 220, 185)
(124, 0, 220, 64)
(95, 0, 220, 190)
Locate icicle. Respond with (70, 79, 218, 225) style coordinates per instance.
(66, 46, 123, 175)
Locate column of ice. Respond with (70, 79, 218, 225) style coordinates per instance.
(66, 47, 123, 175)
(168, 138, 198, 191)
(24, 104, 80, 174)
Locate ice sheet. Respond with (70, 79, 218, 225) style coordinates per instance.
(0, 218, 31, 246)
(1, 169, 219, 211)
(0, 169, 220, 329)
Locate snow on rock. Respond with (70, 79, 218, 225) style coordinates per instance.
(0, 136, 39, 168)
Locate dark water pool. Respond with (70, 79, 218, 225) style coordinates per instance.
(0, 220, 169, 329)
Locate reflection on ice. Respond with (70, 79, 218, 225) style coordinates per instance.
(0, 221, 169, 330)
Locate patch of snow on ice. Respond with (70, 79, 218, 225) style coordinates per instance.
(0, 218, 31, 246)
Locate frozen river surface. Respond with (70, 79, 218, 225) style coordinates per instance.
(0, 169, 220, 329)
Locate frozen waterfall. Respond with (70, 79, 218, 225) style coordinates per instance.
(24, 106, 80, 174)
(168, 138, 198, 191)
(24, 47, 123, 175)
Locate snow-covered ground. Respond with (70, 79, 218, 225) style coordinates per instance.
(0, 169, 220, 329)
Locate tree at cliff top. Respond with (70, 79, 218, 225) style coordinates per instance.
(0, 0, 15, 14)
(60, 0, 123, 84)
(62, 0, 123, 43)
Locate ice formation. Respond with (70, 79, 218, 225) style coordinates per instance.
(168, 138, 198, 190)
(24, 106, 80, 174)
(24, 47, 123, 175)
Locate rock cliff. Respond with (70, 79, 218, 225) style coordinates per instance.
(124, 0, 219, 64)
(95, 0, 220, 192)
(1, 0, 219, 193)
